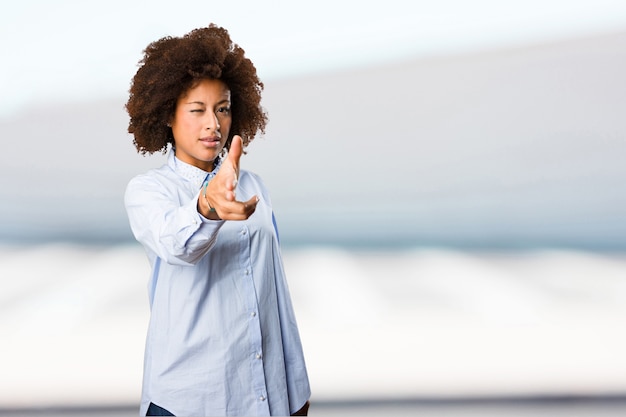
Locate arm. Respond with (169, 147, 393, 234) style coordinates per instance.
(125, 136, 258, 265)
(125, 175, 225, 266)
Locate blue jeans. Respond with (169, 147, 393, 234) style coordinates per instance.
(146, 402, 174, 416)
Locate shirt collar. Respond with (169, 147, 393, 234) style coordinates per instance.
(169, 150, 223, 189)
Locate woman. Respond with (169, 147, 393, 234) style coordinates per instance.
(124, 24, 310, 416)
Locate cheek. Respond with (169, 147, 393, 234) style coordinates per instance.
(221, 118, 232, 137)
(172, 115, 196, 136)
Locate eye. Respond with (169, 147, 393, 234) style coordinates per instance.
(190, 109, 204, 113)
(216, 106, 231, 114)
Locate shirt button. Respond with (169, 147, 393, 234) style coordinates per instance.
(251, 311, 257, 317)
(245, 269, 250, 275)
(259, 396, 266, 401)
(241, 229, 247, 235)
(256, 353, 262, 359)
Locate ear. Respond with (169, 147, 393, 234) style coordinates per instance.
(166, 106, 176, 127)
(166, 119, 175, 147)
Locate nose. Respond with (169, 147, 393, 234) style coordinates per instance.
(205, 112, 220, 131)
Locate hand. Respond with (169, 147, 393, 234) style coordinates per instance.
(200, 135, 258, 220)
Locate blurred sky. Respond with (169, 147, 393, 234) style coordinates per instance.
(2, 0, 626, 117)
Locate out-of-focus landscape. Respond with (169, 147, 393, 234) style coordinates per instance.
(1, 1, 626, 415)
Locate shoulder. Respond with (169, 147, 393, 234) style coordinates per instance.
(125, 164, 177, 201)
(239, 170, 272, 202)
(239, 169, 269, 191)
(239, 169, 264, 186)
(127, 150, 178, 189)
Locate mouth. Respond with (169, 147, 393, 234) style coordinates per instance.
(199, 136, 222, 147)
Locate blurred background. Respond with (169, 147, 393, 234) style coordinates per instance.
(1, 0, 626, 415)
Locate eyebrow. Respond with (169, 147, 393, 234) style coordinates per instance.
(185, 99, 230, 106)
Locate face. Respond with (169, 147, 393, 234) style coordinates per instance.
(170, 78, 232, 171)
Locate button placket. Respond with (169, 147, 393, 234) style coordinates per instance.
(238, 223, 267, 411)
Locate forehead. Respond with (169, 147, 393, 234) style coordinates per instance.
(182, 78, 230, 101)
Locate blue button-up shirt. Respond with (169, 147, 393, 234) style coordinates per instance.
(125, 151, 310, 416)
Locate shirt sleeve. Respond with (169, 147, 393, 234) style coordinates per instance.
(124, 173, 225, 266)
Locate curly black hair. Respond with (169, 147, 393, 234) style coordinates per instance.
(126, 24, 267, 154)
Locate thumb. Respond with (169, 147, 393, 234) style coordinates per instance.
(224, 135, 243, 194)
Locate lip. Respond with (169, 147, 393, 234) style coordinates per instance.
(199, 136, 222, 147)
